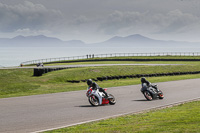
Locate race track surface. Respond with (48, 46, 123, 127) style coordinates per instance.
(0, 79, 200, 133)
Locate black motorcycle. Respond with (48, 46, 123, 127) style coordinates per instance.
(141, 83, 164, 101)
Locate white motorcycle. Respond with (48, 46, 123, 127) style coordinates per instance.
(86, 87, 116, 106)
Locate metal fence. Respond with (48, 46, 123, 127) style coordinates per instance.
(20, 52, 200, 65)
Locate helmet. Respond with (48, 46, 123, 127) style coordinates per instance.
(87, 79, 93, 86)
(141, 77, 146, 83)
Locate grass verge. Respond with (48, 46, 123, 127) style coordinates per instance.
(0, 60, 200, 98)
(25, 56, 200, 66)
(45, 100, 200, 133)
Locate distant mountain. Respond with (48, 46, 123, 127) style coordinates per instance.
(89, 34, 200, 47)
(0, 34, 199, 47)
(106, 34, 153, 43)
(101, 34, 158, 45)
(10, 35, 63, 46)
(0, 35, 85, 47)
(12, 35, 61, 42)
(65, 40, 86, 47)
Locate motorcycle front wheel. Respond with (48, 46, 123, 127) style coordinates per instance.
(88, 96, 99, 106)
(158, 90, 164, 99)
(108, 94, 116, 105)
(143, 91, 153, 101)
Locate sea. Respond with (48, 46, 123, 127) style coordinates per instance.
(1, 46, 200, 67)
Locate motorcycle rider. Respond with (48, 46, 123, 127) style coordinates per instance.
(87, 79, 109, 98)
(141, 77, 159, 91)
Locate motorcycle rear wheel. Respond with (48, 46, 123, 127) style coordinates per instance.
(108, 94, 116, 105)
(89, 96, 99, 106)
(144, 91, 153, 101)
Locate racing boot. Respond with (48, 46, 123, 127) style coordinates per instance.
(104, 93, 109, 99)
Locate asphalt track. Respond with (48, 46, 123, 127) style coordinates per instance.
(0, 78, 200, 133)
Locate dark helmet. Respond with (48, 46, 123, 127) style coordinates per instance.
(87, 79, 93, 86)
(141, 77, 146, 83)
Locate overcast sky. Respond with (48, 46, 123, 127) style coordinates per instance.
(0, 0, 200, 43)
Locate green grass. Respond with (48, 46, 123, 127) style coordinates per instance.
(1, 59, 200, 98)
(48, 64, 200, 81)
(37, 60, 197, 66)
(1, 60, 200, 133)
(105, 55, 200, 59)
(45, 100, 200, 133)
(25, 55, 200, 66)
(2, 56, 199, 132)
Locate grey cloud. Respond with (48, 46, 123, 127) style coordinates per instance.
(1, 0, 200, 42)
(98, 11, 158, 35)
(69, 16, 89, 26)
(98, 9, 200, 35)
(0, 1, 63, 32)
(158, 10, 199, 33)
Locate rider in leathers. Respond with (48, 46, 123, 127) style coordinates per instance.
(87, 79, 109, 98)
(141, 77, 159, 91)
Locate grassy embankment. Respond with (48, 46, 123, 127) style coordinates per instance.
(1, 56, 200, 132)
(26, 55, 200, 66)
(0, 56, 200, 98)
(46, 100, 200, 133)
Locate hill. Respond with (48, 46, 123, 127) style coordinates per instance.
(0, 34, 199, 47)
(0, 35, 85, 47)
(91, 34, 199, 47)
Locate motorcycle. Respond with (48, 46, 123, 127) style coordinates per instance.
(86, 87, 116, 106)
(36, 62, 44, 67)
(141, 83, 164, 101)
